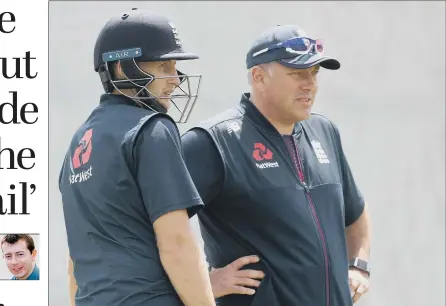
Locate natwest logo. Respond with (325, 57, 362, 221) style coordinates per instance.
(253, 143, 273, 161)
(72, 129, 93, 169)
(69, 128, 94, 184)
(252, 143, 279, 169)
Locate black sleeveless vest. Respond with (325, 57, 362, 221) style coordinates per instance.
(192, 94, 352, 306)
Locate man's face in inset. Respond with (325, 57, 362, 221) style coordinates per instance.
(2, 239, 37, 279)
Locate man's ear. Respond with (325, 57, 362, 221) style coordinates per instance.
(31, 249, 37, 261)
(112, 61, 124, 80)
(251, 65, 268, 90)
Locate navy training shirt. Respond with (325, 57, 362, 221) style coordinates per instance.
(58, 94, 204, 306)
(181, 93, 365, 306)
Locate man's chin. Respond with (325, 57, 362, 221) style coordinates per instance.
(11, 272, 26, 278)
(156, 98, 171, 110)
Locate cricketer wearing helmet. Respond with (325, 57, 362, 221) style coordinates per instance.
(59, 8, 215, 306)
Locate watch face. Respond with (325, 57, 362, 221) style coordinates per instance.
(349, 258, 370, 274)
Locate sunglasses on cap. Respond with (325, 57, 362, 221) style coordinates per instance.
(252, 37, 324, 58)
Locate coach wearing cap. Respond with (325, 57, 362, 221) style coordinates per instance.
(182, 25, 372, 305)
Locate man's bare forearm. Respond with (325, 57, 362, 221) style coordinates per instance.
(155, 210, 215, 306)
(345, 203, 371, 261)
(68, 255, 78, 306)
(159, 233, 215, 306)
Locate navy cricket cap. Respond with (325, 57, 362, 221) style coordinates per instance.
(246, 25, 340, 70)
(93, 8, 198, 72)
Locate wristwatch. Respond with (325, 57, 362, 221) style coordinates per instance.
(349, 257, 371, 276)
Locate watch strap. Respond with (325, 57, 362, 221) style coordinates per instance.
(349, 257, 371, 275)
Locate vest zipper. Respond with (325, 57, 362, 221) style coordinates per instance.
(291, 138, 331, 306)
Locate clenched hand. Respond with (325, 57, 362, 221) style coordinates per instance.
(349, 268, 370, 303)
(210, 255, 265, 298)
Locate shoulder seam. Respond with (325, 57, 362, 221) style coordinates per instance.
(196, 109, 244, 131)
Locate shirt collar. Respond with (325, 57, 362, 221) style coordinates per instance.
(238, 93, 302, 137)
(99, 93, 141, 108)
(27, 264, 39, 280)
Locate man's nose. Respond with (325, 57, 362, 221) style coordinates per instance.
(299, 72, 316, 91)
(169, 70, 181, 86)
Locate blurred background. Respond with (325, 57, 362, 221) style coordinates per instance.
(49, 1, 445, 305)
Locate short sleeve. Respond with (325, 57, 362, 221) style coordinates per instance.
(181, 128, 224, 205)
(332, 124, 365, 227)
(134, 116, 204, 223)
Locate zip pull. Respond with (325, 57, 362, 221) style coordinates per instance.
(302, 181, 310, 194)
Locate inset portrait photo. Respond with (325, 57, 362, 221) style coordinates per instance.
(0, 234, 40, 280)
